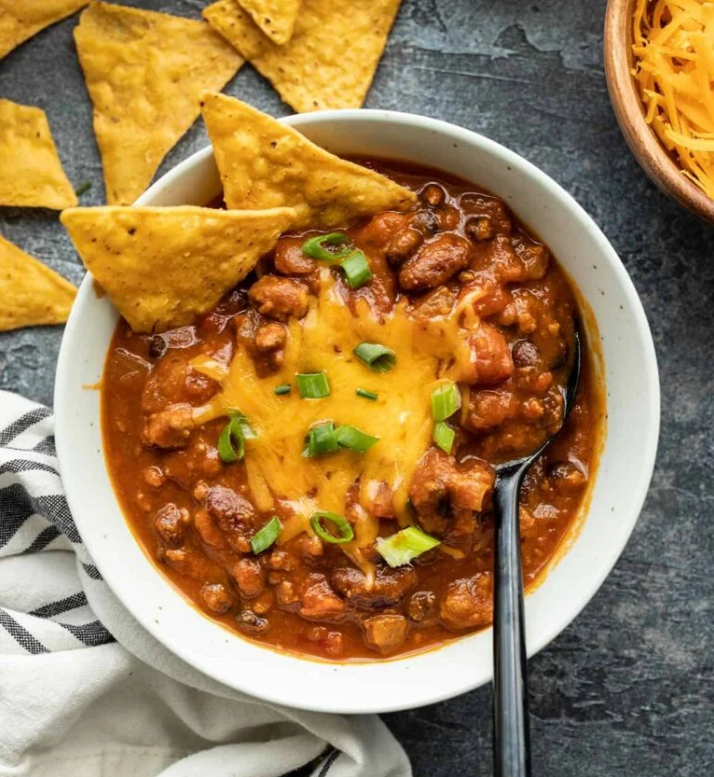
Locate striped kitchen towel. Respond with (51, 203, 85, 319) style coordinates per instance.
(0, 391, 410, 777)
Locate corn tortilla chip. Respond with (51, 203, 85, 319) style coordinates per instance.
(0, 99, 78, 209)
(0, 0, 89, 61)
(236, 0, 301, 46)
(60, 206, 295, 333)
(203, 0, 402, 112)
(0, 234, 76, 331)
(74, 2, 244, 206)
(201, 93, 416, 229)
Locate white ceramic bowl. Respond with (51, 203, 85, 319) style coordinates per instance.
(55, 110, 660, 714)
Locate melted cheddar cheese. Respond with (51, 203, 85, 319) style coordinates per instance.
(633, 0, 714, 199)
(192, 269, 479, 577)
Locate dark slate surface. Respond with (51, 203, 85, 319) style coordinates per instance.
(1, 1, 712, 775)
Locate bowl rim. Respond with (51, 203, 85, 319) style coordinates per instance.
(604, 0, 714, 224)
(55, 108, 661, 713)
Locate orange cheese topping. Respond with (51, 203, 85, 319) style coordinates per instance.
(632, 0, 714, 199)
(191, 269, 479, 577)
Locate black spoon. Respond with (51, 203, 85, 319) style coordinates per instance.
(492, 325, 582, 777)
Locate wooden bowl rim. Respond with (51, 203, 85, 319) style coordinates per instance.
(604, 0, 714, 224)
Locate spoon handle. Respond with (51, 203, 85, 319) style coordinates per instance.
(493, 470, 531, 777)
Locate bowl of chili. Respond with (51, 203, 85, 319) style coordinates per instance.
(55, 109, 660, 713)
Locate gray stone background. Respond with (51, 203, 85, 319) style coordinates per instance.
(1, 0, 712, 775)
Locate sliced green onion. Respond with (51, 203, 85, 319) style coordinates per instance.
(75, 180, 92, 196)
(353, 342, 396, 373)
(356, 388, 378, 401)
(302, 232, 351, 262)
(310, 511, 354, 544)
(296, 371, 330, 399)
(303, 422, 339, 458)
(431, 382, 461, 422)
(433, 420, 455, 454)
(335, 425, 379, 453)
(376, 526, 440, 567)
(340, 250, 372, 289)
(227, 410, 257, 440)
(274, 384, 291, 395)
(218, 416, 245, 463)
(251, 516, 282, 554)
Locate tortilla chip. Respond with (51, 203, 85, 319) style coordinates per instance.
(0, 234, 76, 331)
(74, 2, 244, 206)
(236, 0, 301, 46)
(201, 93, 416, 229)
(60, 205, 295, 333)
(203, 0, 401, 112)
(0, 0, 89, 61)
(0, 99, 78, 209)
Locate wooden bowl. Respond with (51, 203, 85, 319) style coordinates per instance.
(604, 0, 714, 224)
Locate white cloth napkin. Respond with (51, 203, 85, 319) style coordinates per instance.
(0, 390, 411, 777)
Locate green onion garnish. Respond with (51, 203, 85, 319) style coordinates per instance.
(218, 416, 246, 463)
(274, 384, 291, 395)
(431, 382, 461, 422)
(302, 232, 351, 262)
(310, 511, 354, 544)
(353, 342, 396, 373)
(251, 516, 282, 554)
(335, 425, 379, 453)
(75, 181, 92, 196)
(227, 410, 257, 440)
(375, 526, 440, 567)
(303, 422, 339, 458)
(356, 388, 378, 401)
(296, 371, 330, 398)
(433, 420, 455, 454)
(340, 250, 372, 289)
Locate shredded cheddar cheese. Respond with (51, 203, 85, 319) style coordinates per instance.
(632, 0, 714, 199)
(192, 269, 480, 578)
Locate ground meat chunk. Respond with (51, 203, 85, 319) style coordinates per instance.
(440, 574, 493, 630)
(249, 275, 308, 321)
(232, 558, 265, 599)
(274, 237, 316, 275)
(200, 582, 234, 615)
(300, 575, 346, 619)
(265, 549, 294, 571)
(514, 239, 550, 280)
(459, 193, 512, 235)
(407, 591, 437, 624)
(331, 565, 417, 609)
(143, 466, 165, 488)
(465, 216, 495, 242)
(141, 403, 194, 449)
(202, 486, 256, 534)
(547, 460, 587, 493)
(307, 627, 344, 657)
(236, 609, 270, 635)
(461, 322, 514, 386)
(154, 503, 188, 547)
(363, 614, 408, 654)
(465, 389, 519, 432)
(254, 321, 286, 353)
(365, 482, 396, 519)
(409, 448, 495, 523)
(419, 183, 446, 207)
(398, 234, 472, 290)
